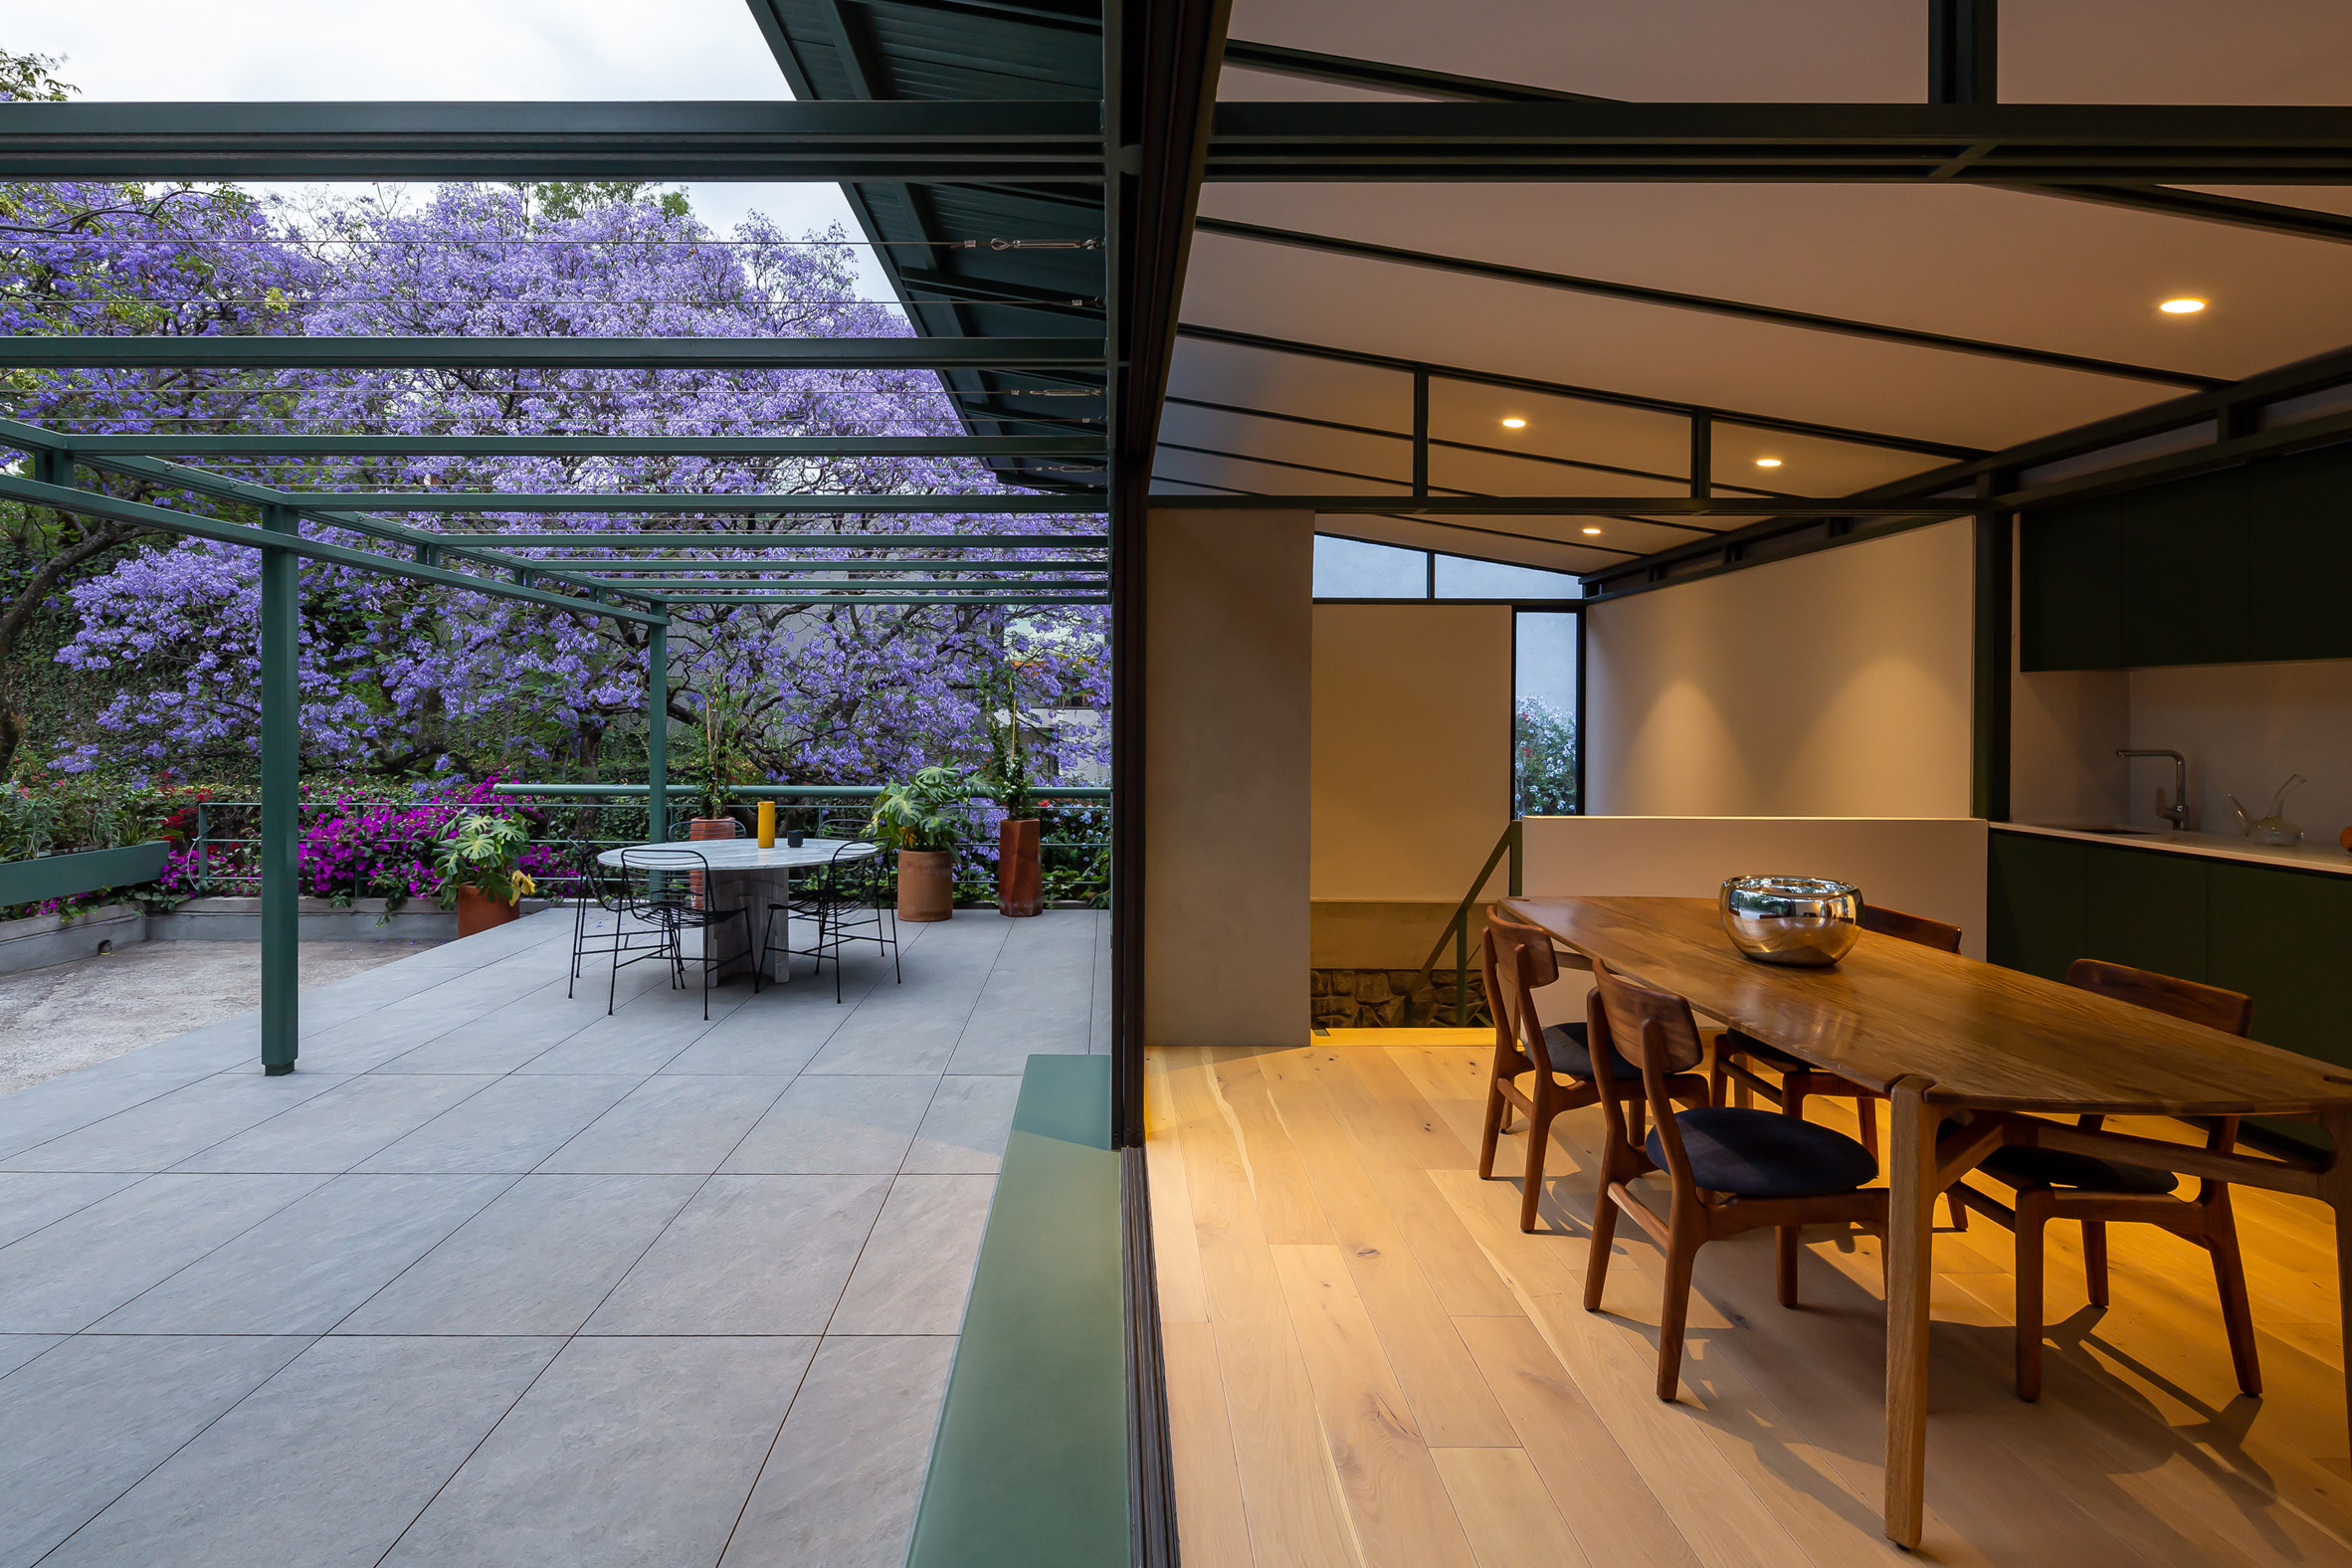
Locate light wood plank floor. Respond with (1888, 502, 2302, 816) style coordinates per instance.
(1149, 1032, 2352, 1568)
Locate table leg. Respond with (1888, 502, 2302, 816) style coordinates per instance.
(2321, 1112, 2352, 1456)
(1883, 1077, 1938, 1548)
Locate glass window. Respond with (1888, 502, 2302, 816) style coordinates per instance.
(1514, 610, 1579, 816)
(1436, 554, 1582, 599)
(1313, 535, 1427, 598)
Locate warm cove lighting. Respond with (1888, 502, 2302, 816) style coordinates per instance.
(1754, 457, 1784, 468)
(1500, 417, 1527, 429)
(1581, 526, 1603, 535)
(2160, 297, 2208, 314)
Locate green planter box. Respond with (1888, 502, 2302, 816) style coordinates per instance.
(0, 841, 172, 908)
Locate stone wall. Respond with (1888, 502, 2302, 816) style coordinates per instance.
(1310, 967, 1489, 1030)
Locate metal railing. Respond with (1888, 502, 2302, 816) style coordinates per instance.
(1418, 819, 1524, 1026)
(156, 783, 1113, 907)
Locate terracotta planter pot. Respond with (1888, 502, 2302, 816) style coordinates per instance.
(454, 884, 520, 938)
(897, 849, 954, 922)
(686, 817, 737, 902)
(997, 817, 1043, 917)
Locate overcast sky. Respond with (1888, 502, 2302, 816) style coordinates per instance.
(0, 0, 887, 291)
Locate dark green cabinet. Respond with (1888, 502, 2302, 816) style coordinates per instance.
(2021, 437, 2352, 672)
(1989, 829, 2352, 1147)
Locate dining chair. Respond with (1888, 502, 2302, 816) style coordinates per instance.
(566, 842, 643, 999)
(762, 842, 899, 1003)
(1474, 912, 1648, 1233)
(1949, 957, 2260, 1402)
(1712, 902, 1963, 1159)
(1584, 957, 1885, 1400)
(614, 846, 748, 1019)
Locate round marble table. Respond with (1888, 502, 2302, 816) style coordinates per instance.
(596, 838, 882, 982)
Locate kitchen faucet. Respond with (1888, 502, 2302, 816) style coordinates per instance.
(2118, 749, 2188, 830)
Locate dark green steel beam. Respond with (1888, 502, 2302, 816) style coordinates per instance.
(279, 492, 1107, 513)
(1221, 40, 1602, 103)
(0, 473, 668, 623)
(1147, 494, 1968, 516)
(0, 417, 658, 610)
(427, 532, 1105, 548)
(0, 99, 1106, 181)
(1176, 322, 1985, 460)
(258, 502, 299, 1075)
(553, 559, 1110, 573)
(54, 433, 1110, 459)
(1203, 100, 2352, 182)
(1195, 217, 2221, 389)
(604, 578, 1105, 590)
(2025, 183, 2352, 247)
(0, 337, 1105, 371)
(661, 594, 1108, 605)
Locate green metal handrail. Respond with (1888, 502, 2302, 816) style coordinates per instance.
(491, 783, 1111, 800)
(1418, 819, 1524, 1027)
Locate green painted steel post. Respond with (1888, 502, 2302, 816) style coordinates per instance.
(646, 620, 669, 845)
(1456, 917, 1470, 1028)
(259, 504, 299, 1075)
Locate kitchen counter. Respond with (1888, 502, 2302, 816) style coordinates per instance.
(1997, 821, 2352, 879)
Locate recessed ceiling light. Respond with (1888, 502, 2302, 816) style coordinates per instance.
(1500, 417, 1527, 429)
(1754, 457, 1783, 469)
(2159, 297, 2207, 314)
(1581, 526, 1603, 535)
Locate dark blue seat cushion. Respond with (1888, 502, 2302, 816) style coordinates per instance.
(1977, 1143, 2181, 1195)
(1936, 1117, 2182, 1194)
(1543, 1022, 1640, 1080)
(1647, 1107, 1878, 1199)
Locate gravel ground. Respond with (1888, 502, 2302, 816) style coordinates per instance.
(0, 939, 440, 1096)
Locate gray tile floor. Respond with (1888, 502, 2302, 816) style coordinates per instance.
(0, 906, 1109, 1568)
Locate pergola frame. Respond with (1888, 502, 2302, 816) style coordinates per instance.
(10, 11, 2352, 1551)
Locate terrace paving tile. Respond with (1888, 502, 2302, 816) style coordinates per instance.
(332, 1172, 699, 1336)
(903, 1075, 1024, 1174)
(719, 1333, 957, 1568)
(0, 1071, 348, 1174)
(169, 1073, 492, 1174)
(720, 1074, 928, 1174)
(533, 1074, 788, 1175)
(0, 1333, 61, 1379)
(0, 1174, 326, 1333)
(827, 1173, 996, 1336)
(0, 1332, 309, 1568)
(94, 1173, 514, 1334)
(36, 1335, 560, 1568)
(582, 1173, 890, 1334)
(0, 1172, 142, 1249)
(381, 1334, 814, 1568)
(354, 1073, 646, 1174)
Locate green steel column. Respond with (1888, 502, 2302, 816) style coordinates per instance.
(646, 619, 670, 844)
(259, 504, 299, 1075)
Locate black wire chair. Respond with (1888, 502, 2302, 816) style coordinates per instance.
(612, 846, 750, 1019)
(567, 841, 643, 1000)
(762, 841, 900, 1003)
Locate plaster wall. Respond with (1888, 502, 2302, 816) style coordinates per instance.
(1585, 520, 1975, 819)
(1143, 508, 1312, 1047)
(2129, 660, 2352, 844)
(1310, 603, 1514, 903)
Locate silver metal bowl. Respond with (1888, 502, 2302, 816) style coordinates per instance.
(1719, 875, 1862, 966)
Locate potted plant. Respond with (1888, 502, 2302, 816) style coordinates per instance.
(869, 766, 977, 922)
(685, 687, 753, 845)
(433, 812, 537, 937)
(984, 674, 1043, 918)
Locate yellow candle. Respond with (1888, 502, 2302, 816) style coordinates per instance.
(756, 799, 777, 849)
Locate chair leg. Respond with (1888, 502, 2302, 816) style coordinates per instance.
(1776, 1223, 1801, 1308)
(2205, 1197, 2263, 1397)
(1656, 1219, 1702, 1401)
(1584, 1181, 1622, 1310)
(1629, 1095, 1647, 1149)
(1477, 1066, 1511, 1179)
(2081, 1220, 2109, 1307)
(1947, 1189, 1969, 1231)
(1518, 1100, 1554, 1233)
(1855, 1097, 1879, 1160)
(2015, 1190, 2050, 1401)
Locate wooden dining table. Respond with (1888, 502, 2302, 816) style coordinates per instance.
(1500, 893, 2352, 1548)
